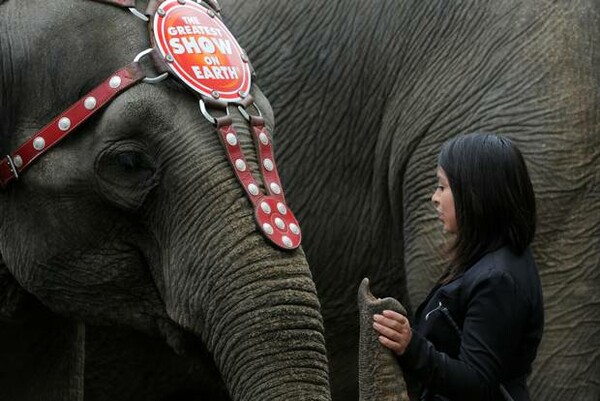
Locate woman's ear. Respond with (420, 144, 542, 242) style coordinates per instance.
(0, 253, 30, 321)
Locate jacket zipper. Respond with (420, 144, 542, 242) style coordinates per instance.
(425, 301, 462, 337)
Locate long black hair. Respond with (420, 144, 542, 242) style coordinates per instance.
(438, 133, 536, 280)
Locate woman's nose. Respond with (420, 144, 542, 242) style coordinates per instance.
(431, 190, 439, 205)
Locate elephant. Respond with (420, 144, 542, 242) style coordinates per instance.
(0, 0, 333, 400)
(221, 0, 600, 400)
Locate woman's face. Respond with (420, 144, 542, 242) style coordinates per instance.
(431, 167, 457, 233)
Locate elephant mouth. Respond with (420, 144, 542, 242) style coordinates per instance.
(156, 315, 207, 356)
(85, 320, 231, 400)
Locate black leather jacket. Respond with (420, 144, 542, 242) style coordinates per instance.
(399, 247, 544, 401)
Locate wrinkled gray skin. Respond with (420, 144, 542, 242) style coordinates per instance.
(222, 0, 600, 400)
(357, 278, 408, 401)
(0, 0, 331, 400)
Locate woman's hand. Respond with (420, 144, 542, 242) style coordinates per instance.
(373, 310, 412, 356)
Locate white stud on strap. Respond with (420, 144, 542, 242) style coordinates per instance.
(33, 137, 46, 151)
(270, 182, 281, 194)
(281, 236, 293, 248)
(259, 132, 269, 145)
(109, 76, 122, 89)
(263, 158, 274, 171)
(248, 183, 259, 196)
(226, 133, 238, 146)
(262, 223, 274, 235)
(274, 217, 285, 230)
(58, 117, 71, 131)
(235, 159, 246, 171)
(260, 202, 271, 214)
(13, 155, 23, 168)
(84, 96, 97, 110)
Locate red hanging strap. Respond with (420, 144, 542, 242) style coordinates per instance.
(215, 119, 302, 250)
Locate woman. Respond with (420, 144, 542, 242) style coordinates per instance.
(373, 133, 544, 401)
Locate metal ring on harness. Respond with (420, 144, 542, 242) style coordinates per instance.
(133, 48, 169, 83)
(237, 103, 262, 123)
(129, 7, 149, 22)
(199, 99, 230, 126)
(4, 155, 19, 180)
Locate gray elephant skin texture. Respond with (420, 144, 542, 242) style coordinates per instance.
(221, 0, 600, 400)
(357, 278, 408, 401)
(0, 1, 331, 400)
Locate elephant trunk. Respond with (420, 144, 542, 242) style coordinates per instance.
(209, 260, 330, 400)
(358, 278, 408, 401)
(161, 219, 331, 400)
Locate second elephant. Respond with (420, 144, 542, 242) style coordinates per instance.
(223, 0, 600, 399)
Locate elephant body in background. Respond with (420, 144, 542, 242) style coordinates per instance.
(0, 0, 331, 400)
(222, 0, 600, 400)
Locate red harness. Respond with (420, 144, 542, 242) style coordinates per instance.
(0, 0, 302, 250)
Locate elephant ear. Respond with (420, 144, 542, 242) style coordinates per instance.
(0, 254, 31, 321)
(357, 278, 409, 401)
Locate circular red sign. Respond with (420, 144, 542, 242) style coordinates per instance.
(153, 0, 251, 102)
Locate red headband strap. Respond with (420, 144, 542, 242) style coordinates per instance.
(0, 63, 146, 188)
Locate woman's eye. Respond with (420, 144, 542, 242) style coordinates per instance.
(437, 185, 444, 191)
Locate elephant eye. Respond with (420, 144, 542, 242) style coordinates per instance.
(96, 144, 158, 210)
(109, 150, 156, 186)
(117, 151, 152, 171)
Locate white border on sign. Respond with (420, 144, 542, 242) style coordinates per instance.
(153, 0, 251, 102)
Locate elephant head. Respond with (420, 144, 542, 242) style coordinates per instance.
(0, 0, 330, 399)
